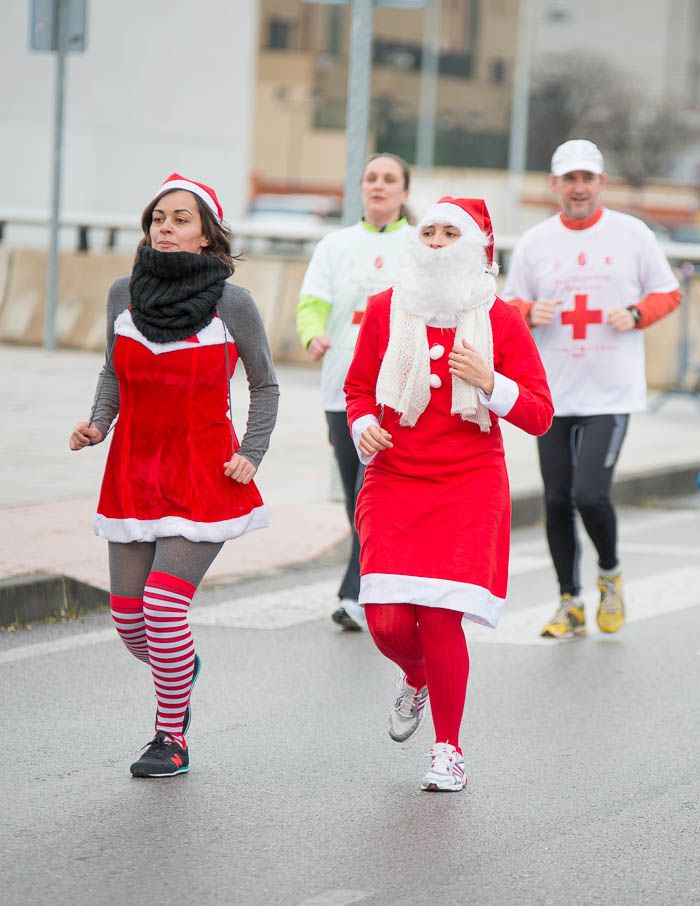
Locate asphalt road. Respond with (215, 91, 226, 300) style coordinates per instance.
(2, 499, 699, 906)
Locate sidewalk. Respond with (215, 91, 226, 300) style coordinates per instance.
(1, 344, 699, 592)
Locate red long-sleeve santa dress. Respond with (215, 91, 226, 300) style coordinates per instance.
(344, 288, 553, 629)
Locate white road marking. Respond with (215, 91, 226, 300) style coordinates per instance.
(618, 542, 700, 558)
(190, 579, 339, 630)
(295, 892, 371, 906)
(468, 565, 700, 646)
(508, 553, 553, 575)
(0, 628, 114, 665)
(613, 508, 699, 533)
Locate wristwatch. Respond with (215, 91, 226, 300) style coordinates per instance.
(626, 305, 642, 327)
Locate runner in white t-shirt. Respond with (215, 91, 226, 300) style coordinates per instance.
(297, 154, 413, 630)
(503, 139, 681, 639)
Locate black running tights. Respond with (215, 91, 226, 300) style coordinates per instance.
(325, 410, 365, 601)
(537, 414, 629, 596)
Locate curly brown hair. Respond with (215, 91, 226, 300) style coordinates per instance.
(138, 191, 238, 274)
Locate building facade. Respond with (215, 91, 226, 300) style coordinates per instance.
(0, 0, 259, 233)
(254, 0, 520, 192)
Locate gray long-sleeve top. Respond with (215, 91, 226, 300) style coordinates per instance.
(90, 277, 280, 469)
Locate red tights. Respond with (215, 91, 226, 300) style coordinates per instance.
(364, 604, 469, 751)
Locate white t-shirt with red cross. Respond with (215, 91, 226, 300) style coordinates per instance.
(503, 208, 679, 415)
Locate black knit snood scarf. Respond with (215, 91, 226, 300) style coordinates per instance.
(129, 246, 231, 343)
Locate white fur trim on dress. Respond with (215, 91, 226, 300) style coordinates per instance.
(93, 506, 270, 543)
(114, 309, 233, 355)
(359, 572, 504, 628)
(477, 371, 519, 417)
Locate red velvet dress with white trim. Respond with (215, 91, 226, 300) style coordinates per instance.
(93, 309, 268, 543)
(344, 288, 553, 629)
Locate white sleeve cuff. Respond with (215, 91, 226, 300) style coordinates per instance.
(351, 413, 380, 465)
(477, 372, 519, 417)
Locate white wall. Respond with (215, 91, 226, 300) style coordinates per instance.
(0, 0, 259, 229)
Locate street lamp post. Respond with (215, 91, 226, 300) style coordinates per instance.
(506, 0, 535, 234)
(416, 0, 441, 171)
(45, 0, 68, 350)
(30, 0, 87, 349)
(343, 0, 374, 224)
(304, 0, 428, 225)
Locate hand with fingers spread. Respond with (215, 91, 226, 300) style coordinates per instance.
(307, 334, 332, 362)
(448, 340, 495, 395)
(223, 453, 257, 484)
(69, 421, 104, 451)
(359, 423, 393, 459)
(530, 298, 562, 327)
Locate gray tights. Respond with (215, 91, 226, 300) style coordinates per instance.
(108, 538, 223, 598)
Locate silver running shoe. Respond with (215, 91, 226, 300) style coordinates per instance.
(388, 673, 429, 742)
(420, 742, 467, 792)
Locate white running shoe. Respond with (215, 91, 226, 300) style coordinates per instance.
(420, 742, 467, 792)
(388, 673, 429, 742)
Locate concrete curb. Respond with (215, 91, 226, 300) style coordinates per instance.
(0, 573, 109, 629)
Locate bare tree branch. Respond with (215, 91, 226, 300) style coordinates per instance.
(526, 53, 699, 186)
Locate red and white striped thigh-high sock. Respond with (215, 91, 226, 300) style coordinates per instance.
(142, 571, 197, 747)
(110, 594, 150, 664)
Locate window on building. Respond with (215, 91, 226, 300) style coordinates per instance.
(438, 51, 472, 79)
(373, 40, 422, 71)
(546, 0, 572, 22)
(327, 8, 343, 56)
(267, 18, 293, 50)
(491, 59, 506, 84)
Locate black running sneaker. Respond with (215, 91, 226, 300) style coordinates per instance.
(130, 732, 189, 778)
(153, 652, 202, 736)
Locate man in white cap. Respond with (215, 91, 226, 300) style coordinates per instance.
(503, 139, 681, 639)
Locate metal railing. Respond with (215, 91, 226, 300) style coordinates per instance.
(4, 207, 700, 262)
(0, 208, 332, 253)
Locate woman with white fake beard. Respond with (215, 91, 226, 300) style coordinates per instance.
(344, 197, 554, 792)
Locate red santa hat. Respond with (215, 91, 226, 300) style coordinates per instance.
(418, 196, 497, 273)
(154, 172, 224, 222)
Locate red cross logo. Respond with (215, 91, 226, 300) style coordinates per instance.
(352, 295, 374, 325)
(560, 294, 602, 339)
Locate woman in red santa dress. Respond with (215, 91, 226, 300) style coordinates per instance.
(69, 173, 279, 778)
(344, 197, 553, 791)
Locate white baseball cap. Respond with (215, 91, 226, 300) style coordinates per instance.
(550, 139, 605, 176)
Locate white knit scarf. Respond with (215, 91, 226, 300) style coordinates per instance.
(376, 232, 497, 432)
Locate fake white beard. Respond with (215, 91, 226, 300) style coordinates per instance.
(392, 230, 490, 324)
